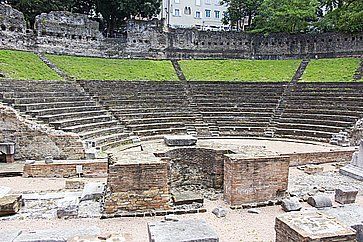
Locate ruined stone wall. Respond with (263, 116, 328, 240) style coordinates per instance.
(0, 4, 25, 33)
(23, 160, 108, 178)
(165, 148, 229, 190)
(104, 161, 170, 213)
(0, 103, 85, 160)
(224, 155, 290, 205)
(0, 5, 362, 59)
(285, 150, 355, 166)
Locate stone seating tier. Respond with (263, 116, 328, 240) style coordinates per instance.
(133, 127, 187, 136)
(283, 108, 362, 117)
(281, 112, 359, 122)
(14, 100, 97, 112)
(38, 110, 109, 123)
(277, 117, 353, 127)
(276, 122, 343, 133)
(0, 91, 83, 99)
(122, 116, 196, 125)
(27, 106, 102, 117)
(50, 115, 114, 129)
(5, 95, 93, 105)
(80, 126, 126, 140)
(127, 122, 186, 131)
(276, 128, 335, 140)
(62, 120, 120, 133)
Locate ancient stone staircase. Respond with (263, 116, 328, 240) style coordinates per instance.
(264, 59, 310, 137)
(0, 80, 132, 153)
(353, 59, 363, 81)
(170, 60, 216, 136)
(36, 52, 72, 80)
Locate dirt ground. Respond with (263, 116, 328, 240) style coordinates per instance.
(1, 163, 362, 242)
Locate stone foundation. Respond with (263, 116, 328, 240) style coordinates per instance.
(23, 160, 108, 178)
(224, 155, 290, 205)
(275, 211, 357, 242)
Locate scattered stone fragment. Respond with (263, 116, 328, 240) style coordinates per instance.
(25, 160, 35, 165)
(247, 208, 260, 214)
(281, 197, 302, 212)
(212, 207, 227, 218)
(44, 156, 54, 164)
(0, 195, 22, 216)
(164, 135, 197, 146)
(148, 219, 219, 242)
(165, 214, 179, 221)
(80, 182, 105, 202)
(56, 196, 79, 219)
(304, 165, 324, 175)
(335, 186, 358, 204)
(307, 194, 332, 208)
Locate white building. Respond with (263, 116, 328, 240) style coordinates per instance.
(161, 0, 229, 30)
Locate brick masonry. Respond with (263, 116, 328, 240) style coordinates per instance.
(23, 160, 108, 178)
(104, 161, 171, 213)
(224, 155, 290, 206)
(284, 150, 355, 166)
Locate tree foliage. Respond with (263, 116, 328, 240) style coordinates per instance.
(252, 0, 319, 33)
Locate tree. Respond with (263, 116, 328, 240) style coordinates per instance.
(252, 0, 319, 33)
(221, 0, 263, 30)
(95, 0, 161, 36)
(317, 0, 363, 32)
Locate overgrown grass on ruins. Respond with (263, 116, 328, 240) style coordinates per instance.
(302, 58, 360, 82)
(46, 55, 179, 81)
(179, 59, 301, 82)
(0, 50, 60, 80)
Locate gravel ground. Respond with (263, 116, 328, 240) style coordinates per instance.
(0, 159, 362, 241)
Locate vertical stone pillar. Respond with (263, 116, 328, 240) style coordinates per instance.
(340, 139, 363, 180)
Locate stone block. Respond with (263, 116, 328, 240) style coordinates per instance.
(56, 196, 79, 219)
(148, 219, 219, 242)
(164, 135, 197, 146)
(65, 179, 85, 190)
(80, 182, 105, 202)
(307, 194, 332, 208)
(173, 191, 203, 205)
(335, 186, 358, 204)
(276, 211, 357, 242)
(281, 197, 302, 212)
(0, 195, 22, 216)
(212, 207, 227, 218)
(304, 165, 324, 175)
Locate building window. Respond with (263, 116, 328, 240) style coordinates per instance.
(205, 9, 211, 17)
(195, 11, 201, 19)
(174, 9, 181, 16)
(195, 0, 201, 6)
(215, 10, 220, 18)
(184, 7, 192, 15)
(175, 0, 180, 3)
(205, 0, 211, 4)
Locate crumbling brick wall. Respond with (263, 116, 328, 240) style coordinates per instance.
(224, 155, 290, 205)
(0, 103, 85, 160)
(165, 148, 229, 190)
(104, 161, 171, 213)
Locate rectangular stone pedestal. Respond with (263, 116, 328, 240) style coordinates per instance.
(148, 220, 219, 242)
(340, 164, 363, 181)
(276, 211, 357, 242)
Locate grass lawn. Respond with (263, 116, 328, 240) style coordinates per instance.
(302, 58, 360, 82)
(179, 59, 301, 82)
(46, 55, 178, 81)
(0, 50, 60, 80)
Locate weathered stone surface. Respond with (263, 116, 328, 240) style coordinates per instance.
(0, 230, 22, 242)
(0, 4, 26, 33)
(340, 139, 363, 181)
(247, 208, 260, 214)
(281, 197, 302, 212)
(335, 186, 358, 204)
(0, 103, 85, 160)
(212, 207, 227, 218)
(65, 179, 85, 189)
(307, 194, 332, 208)
(56, 196, 79, 218)
(78, 200, 101, 218)
(0, 195, 22, 216)
(165, 214, 179, 221)
(68, 234, 126, 242)
(80, 182, 105, 202)
(148, 219, 219, 242)
(164, 135, 197, 147)
(323, 204, 363, 242)
(13, 226, 101, 242)
(173, 191, 203, 205)
(276, 211, 357, 242)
